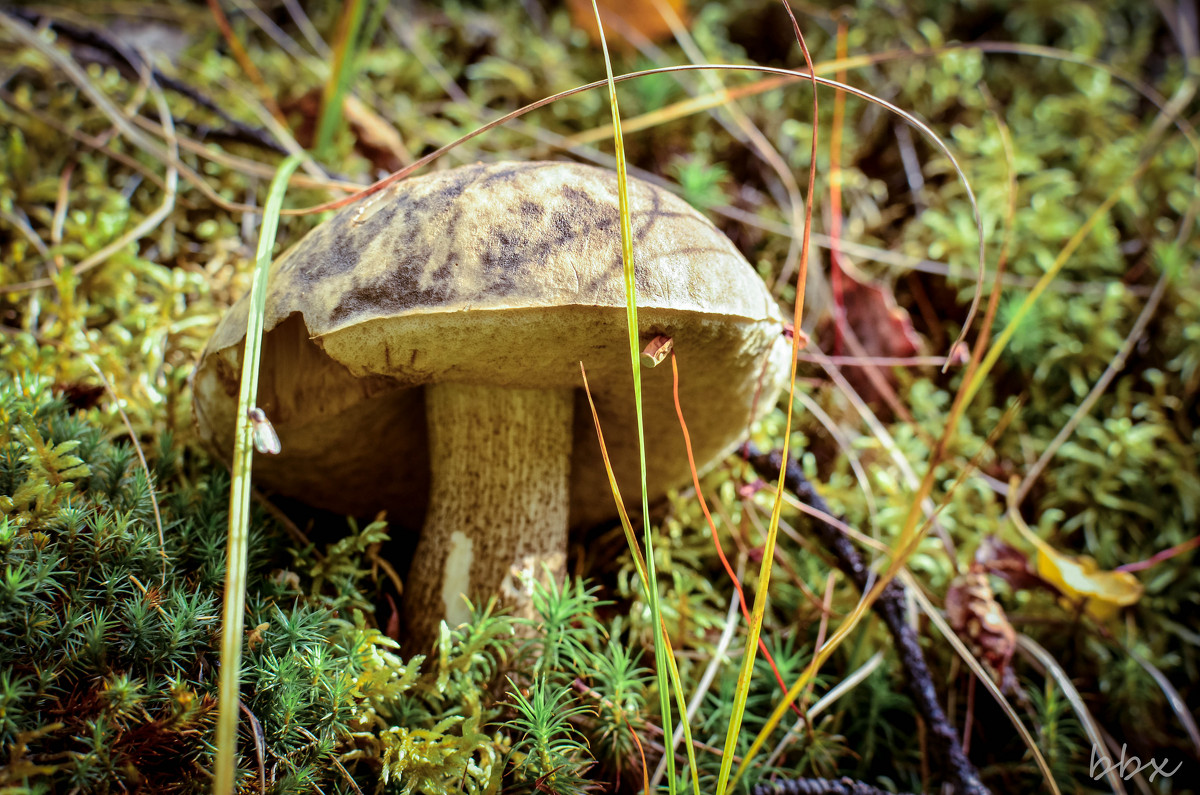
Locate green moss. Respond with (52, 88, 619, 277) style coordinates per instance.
(0, 376, 504, 793)
(0, 375, 354, 790)
(0, 375, 666, 793)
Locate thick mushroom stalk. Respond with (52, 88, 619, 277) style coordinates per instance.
(405, 382, 574, 647)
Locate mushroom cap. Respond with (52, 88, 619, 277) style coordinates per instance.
(193, 161, 791, 528)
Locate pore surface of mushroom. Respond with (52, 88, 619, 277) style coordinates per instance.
(194, 161, 791, 647)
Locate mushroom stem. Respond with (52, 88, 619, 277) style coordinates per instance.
(405, 382, 574, 650)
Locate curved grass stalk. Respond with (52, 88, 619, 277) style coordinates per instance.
(212, 153, 303, 795)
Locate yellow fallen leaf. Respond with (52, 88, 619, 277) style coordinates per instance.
(1008, 506, 1143, 621)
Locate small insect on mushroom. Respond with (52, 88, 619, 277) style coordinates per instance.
(247, 407, 281, 455)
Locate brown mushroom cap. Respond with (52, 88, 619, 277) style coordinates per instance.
(193, 160, 790, 530)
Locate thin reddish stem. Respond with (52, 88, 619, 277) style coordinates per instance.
(670, 352, 800, 717)
(828, 16, 849, 354)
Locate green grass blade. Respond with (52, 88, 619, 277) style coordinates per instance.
(212, 153, 303, 795)
(588, 4, 696, 792)
(315, 0, 384, 156)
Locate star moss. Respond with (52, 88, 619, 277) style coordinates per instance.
(0, 375, 500, 793)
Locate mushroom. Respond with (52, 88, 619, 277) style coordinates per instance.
(193, 161, 791, 647)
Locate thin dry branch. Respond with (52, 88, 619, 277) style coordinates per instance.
(743, 443, 989, 795)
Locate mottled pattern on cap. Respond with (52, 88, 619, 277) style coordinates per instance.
(257, 161, 778, 336)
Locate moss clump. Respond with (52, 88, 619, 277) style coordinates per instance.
(0, 373, 658, 794)
(0, 373, 366, 791)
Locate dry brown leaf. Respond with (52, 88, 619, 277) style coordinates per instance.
(821, 269, 922, 406)
(342, 95, 411, 173)
(282, 90, 410, 172)
(566, 0, 688, 47)
(975, 535, 1051, 594)
(838, 270, 921, 361)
